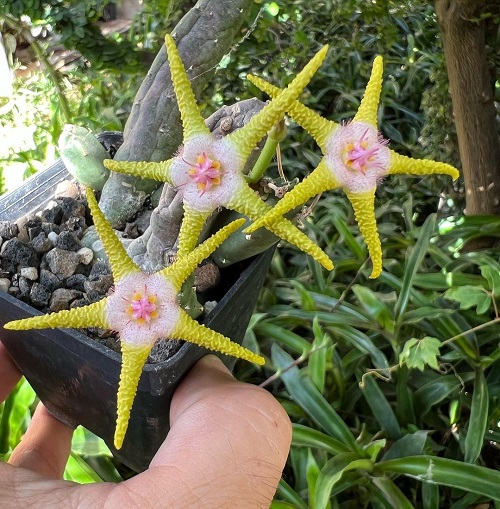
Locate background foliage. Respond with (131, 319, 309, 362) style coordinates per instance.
(1, 0, 499, 507)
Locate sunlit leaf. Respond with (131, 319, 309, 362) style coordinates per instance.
(444, 286, 491, 315)
(399, 337, 441, 372)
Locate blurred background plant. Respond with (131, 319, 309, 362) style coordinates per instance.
(1, 0, 500, 505)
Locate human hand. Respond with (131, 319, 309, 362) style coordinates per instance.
(0, 344, 291, 508)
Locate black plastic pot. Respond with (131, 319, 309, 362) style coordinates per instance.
(0, 152, 274, 472)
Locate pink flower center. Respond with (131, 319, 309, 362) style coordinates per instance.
(187, 152, 222, 195)
(127, 291, 158, 325)
(343, 128, 388, 174)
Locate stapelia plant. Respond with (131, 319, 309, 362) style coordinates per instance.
(4, 188, 263, 449)
(104, 35, 334, 270)
(244, 56, 460, 278)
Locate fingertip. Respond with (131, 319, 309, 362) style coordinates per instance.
(195, 354, 233, 376)
(9, 403, 74, 479)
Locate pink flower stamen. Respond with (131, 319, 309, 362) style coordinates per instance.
(185, 152, 222, 195)
(344, 128, 386, 174)
(128, 287, 158, 324)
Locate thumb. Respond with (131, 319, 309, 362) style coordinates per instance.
(124, 355, 291, 508)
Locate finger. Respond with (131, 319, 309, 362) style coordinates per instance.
(117, 355, 292, 509)
(9, 403, 74, 479)
(0, 342, 22, 403)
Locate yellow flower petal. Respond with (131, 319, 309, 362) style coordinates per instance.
(230, 45, 329, 161)
(345, 190, 382, 278)
(4, 299, 108, 330)
(104, 159, 173, 183)
(86, 187, 139, 281)
(389, 151, 460, 180)
(160, 218, 245, 291)
(171, 309, 264, 365)
(353, 56, 383, 127)
(247, 74, 336, 152)
(114, 343, 152, 449)
(165, 34, 210, 140)
(175, 206, 212, 258)
(228, 183, 334, 271)
(245, 159, 337, 233)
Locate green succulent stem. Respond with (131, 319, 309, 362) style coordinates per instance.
(246, 120, 288, 184)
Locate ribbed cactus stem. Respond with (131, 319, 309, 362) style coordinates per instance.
(114, 343, 152, 450)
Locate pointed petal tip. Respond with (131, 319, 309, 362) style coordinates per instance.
(243, 219, 264, 234)
(3, 321, 16, 330)
(114, 433, 124, 450)
(323, 259, 334, 271)
(253, 354, 266, 366)
(227, 218, 246, 232)
(368, 267, 382, 279)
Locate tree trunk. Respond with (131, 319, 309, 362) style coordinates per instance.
(435, 0, 500, 215)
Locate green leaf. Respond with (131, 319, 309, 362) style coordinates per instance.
(63, 453, 103, 483)
(352, 285, 394, 332)
(364, 439, 387, 462)
(371, 476, 416, 509)
(399, 337, 441, 372)
(413, 273, 485, 290)
(256, 322, 311, 354)
(414, 375, 466, 416)
(395, 214, 436, 321)
(306, 449, 320, 509)
(309, 317, 328, 392)
(276, 479, 308, 509)
(480, 265, 500, 293)
(331, 213, 365, 259)
(464, 368, 489, 464)
(421, 481, 439, 509)
(377, 456, 500, 501)
(292, 424, 352, 455)
(71, 427, 112, 456)
(270, 502, 301, 509)
(290, 280, 317, 312)
(315, 453, 372, 509)
(402, 307, 454, 324)
(272, 345, 358, 450)
(360, 374, 401, 440)
(334, 324, 390, 370)
(382, 431, 428, 461)
(444, 285, 491, 315)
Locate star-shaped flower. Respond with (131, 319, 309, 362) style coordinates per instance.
(4, 187, 263, 449)
(104, 35, 334, 270)
(244, 56, 460, 278)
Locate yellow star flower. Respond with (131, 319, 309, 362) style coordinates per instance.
(104, 35, 334, 270)
(244, 56, 460, 278)
(4, 188, 263, 450)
